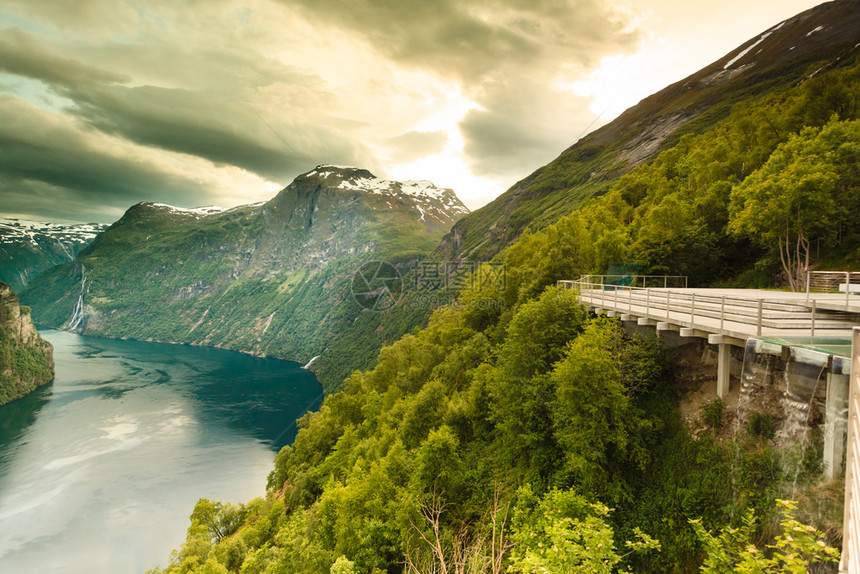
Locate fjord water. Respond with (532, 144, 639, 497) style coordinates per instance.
(0, 330, 323, 573)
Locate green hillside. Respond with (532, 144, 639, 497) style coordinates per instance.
(147, 289, 841, 572)
(440, 0, 860, 262)
(147, 5, 860, 572)
(500, 62, 860, 297)
(22, 168, 468, 392)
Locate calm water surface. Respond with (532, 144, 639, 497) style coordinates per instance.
(0, 330, 323, 573)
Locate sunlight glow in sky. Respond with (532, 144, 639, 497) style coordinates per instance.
(0, 0, 825, 222)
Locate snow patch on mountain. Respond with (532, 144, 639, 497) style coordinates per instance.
(149, 204, 225, 217)
(0, 219, 106, 246)
(725, 30, 775, 69)
(304, 165, 469, 222)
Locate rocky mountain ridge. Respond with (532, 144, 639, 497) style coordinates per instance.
(298, 165, 468, 227)
(22, 166, 469, 391)
(0, 218, 108, 292)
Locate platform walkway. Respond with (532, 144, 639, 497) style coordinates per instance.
(558, 277, 860, 570)
(559, 276, 860, 483)
(559, 277, 860, 396)
(557, 281, 860, 343)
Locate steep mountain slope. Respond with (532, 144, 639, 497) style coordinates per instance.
(22, 166, 468, 391)
(439, 0, 860, 261)
(0, 219, 108, 292)
(149, 6, 860, 574)
(0, 282, 53, 406)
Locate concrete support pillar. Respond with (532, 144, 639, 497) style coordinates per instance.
(717, 343, 731, 399)
(824, 372, 850, 480)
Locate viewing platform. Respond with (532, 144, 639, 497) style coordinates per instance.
(558, 274, 860, 483)
(559, 275, 860, 397)
(561, 276, 860, 570)
(559, 275, 860, 345)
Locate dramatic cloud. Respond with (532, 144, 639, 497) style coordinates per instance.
(0, 95, 269, 221)
(0, 0, 825, 221)
(0, 27, 378, 182)
(458, 77, 599, 179)
(0, 29, 129, 89)
(286, 0, 640, 80)
(286, 0, 642, 177)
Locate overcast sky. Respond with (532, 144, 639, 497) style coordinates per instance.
(0, 0, 824, 223)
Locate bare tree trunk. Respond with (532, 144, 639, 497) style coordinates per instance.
(779, 226, 797, 292)
(776, 220, 813, 293)
(490, 484, 511, 574)
(799, 227, 810, 294)
(404, 487, 512, 574)
(795, 224, 802, 291)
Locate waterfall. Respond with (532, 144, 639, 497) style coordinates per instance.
(737, 339, 775, 425)
(738, 338, 829, 495)
(68, 266, 87, 331)
(55, 236, 73, 260)
(302, 355, 320, 369)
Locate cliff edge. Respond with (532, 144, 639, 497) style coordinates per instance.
(0, 281, 54, 405)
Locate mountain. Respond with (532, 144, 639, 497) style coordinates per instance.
(439, 0, 860, 261)
(0, 218, 108, 292)
(149, 6, 859, 574)
(21, 166, 469, 391)
(0, 282, 53, 406)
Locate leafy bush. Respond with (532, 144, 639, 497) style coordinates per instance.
(509, 484, 658, 573)
(747, 412, 776, 440)
(691, 499, 839, 573)
(702, 397, 725, 429)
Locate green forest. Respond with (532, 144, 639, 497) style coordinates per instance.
(504, 60, 860, 297)
(149, 57, 860, 573)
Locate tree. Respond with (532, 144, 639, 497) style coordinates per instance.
(507, 485, 658, 574)
(551, 318, 634, 498)
(330, 555, 357, 574)
(729, 121, 845, 291)
(189, 498, 248, 542)
(403, 486, 512, 574)
(488, 286, 588, 477)
(690, 499, 839, 573)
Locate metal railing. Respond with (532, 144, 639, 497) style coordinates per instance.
(808, 271, 860, 308)
(576, 274, 688, 289)
(559, 276, 852, 338)
(841, 327, 860, 573)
